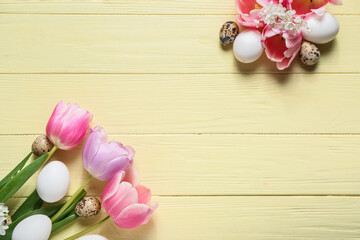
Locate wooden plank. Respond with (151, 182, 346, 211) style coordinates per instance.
(1, 74, 360, 134)
(0, 15, 359, 74)
(7, 196, 360, 239)
(0, 0, 357, 15)
(1, 135, 360, 196)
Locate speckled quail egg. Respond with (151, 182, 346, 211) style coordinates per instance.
(219, 21, 239, 46)
(299, 41, 320, 65)
(75, 197, 101, 218)
(32, 134, 54, 156)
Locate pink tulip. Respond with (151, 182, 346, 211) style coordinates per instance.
(101, 169, 158, 229)
(262, 26, 302, 70)
(46, 100, 93, 150)
(286, 0, 342, 16)
(82, 126, 134, 181)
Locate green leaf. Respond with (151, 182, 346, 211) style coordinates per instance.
(12, 189, 43, 221)
(0, 153, 49, 203)
(54, 189, 86, 223)
(0, 152, 32, 190)
(52, 212, 79, 233)
(3, 204, 64, 240)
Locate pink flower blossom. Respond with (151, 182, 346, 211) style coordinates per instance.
(262, 26, 302, 70)
(82, 126, 134, 181)
(286, 0, 342, 16)
(46, 100, 92, 150)
(101, 170, 158, 229)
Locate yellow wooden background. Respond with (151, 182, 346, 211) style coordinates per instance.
(1, 0, 360, 239)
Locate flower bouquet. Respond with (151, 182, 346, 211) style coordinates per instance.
(219, 0, 342, 70)
(0, 101, 157, 240)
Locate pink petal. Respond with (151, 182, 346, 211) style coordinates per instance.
(288, 0, 339, 15)
(101, 171, 124, 203)
(330, 0, 342, 5)
(123, 166, 139, 186)
(263, 28, 287, 62)
(277, 41, 301, 70)
(113, 203, 158, 229)
(256, 0, 279, 7)
(311, 5, 327, 16)
(106, 183, 138, 218)
(136, 185, 152, 204)
(46, 101, 93, 150)
(236, 9, 265, 28)
(235, 0, 259, 14)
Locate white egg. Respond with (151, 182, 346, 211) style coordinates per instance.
(233, 29, 264, 63)
(302, 12, 339, 44)
(12, 214, 52, 240)
(36, 160, 70, 203)
(78, 235, 109, 240)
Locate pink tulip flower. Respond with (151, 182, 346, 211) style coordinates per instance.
(286, 0, 342, 16)
(82, 126, 134, 181)
(46, 100, 93, 150)
(262, 26, 302, 70)
(101, 169, 158, 229)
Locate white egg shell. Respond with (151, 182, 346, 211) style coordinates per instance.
(78, 235, 109, 240)
(302, 12, 339, 44)
(36, 160, 70, 203)
(233, 29, 264, 63)
(12, 214, 52, 240)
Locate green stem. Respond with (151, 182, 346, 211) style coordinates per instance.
(52, 212, 79, 233)
(44, 145, 58, 164)
(63, 216, 110, 240)
(54, 189, 86, 222)
(51, 175, 93, 223)
(0, 145, 58, 203)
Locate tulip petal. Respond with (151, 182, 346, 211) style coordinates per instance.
(235, 0, 260, 14)
(82, 126, 108, 170)
(106, 183, 138, 218)
(288, 0, 341, 15)
(263, 28, 288, 62)
(113, 203, 158, 229)
(97, 155, 133, 181)
(277, 46, 300, 70)
(256, 0, 279, 7)
(87, 141, 132, 180)
(311, 5, 327, 16)
(123, 166, 139, 186)
(101, 171, 124, 203)
(136, 185, 152, 204)
(46, 101, 92, 150)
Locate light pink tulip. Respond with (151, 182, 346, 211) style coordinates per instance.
(101, 169, 158, 229)
(262, 26, 302, 70)
(286, 0, 342, 16)
(46, 100, 93, 150)
(82, 126, 134, 181)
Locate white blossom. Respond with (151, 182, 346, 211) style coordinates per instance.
(0, 203, 9, 236)
(260, 1, 308, 34)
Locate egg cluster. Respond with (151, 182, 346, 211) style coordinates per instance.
(220, 0, 341, 70)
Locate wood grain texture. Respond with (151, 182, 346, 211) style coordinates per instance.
(0, 15, 359, 74)
(1, 74, 360, 134)
(2, 135, 360, 196)
(0, 0, 356, 15)
(1, 0, 360, 239)
(7, 196, 360, 240)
